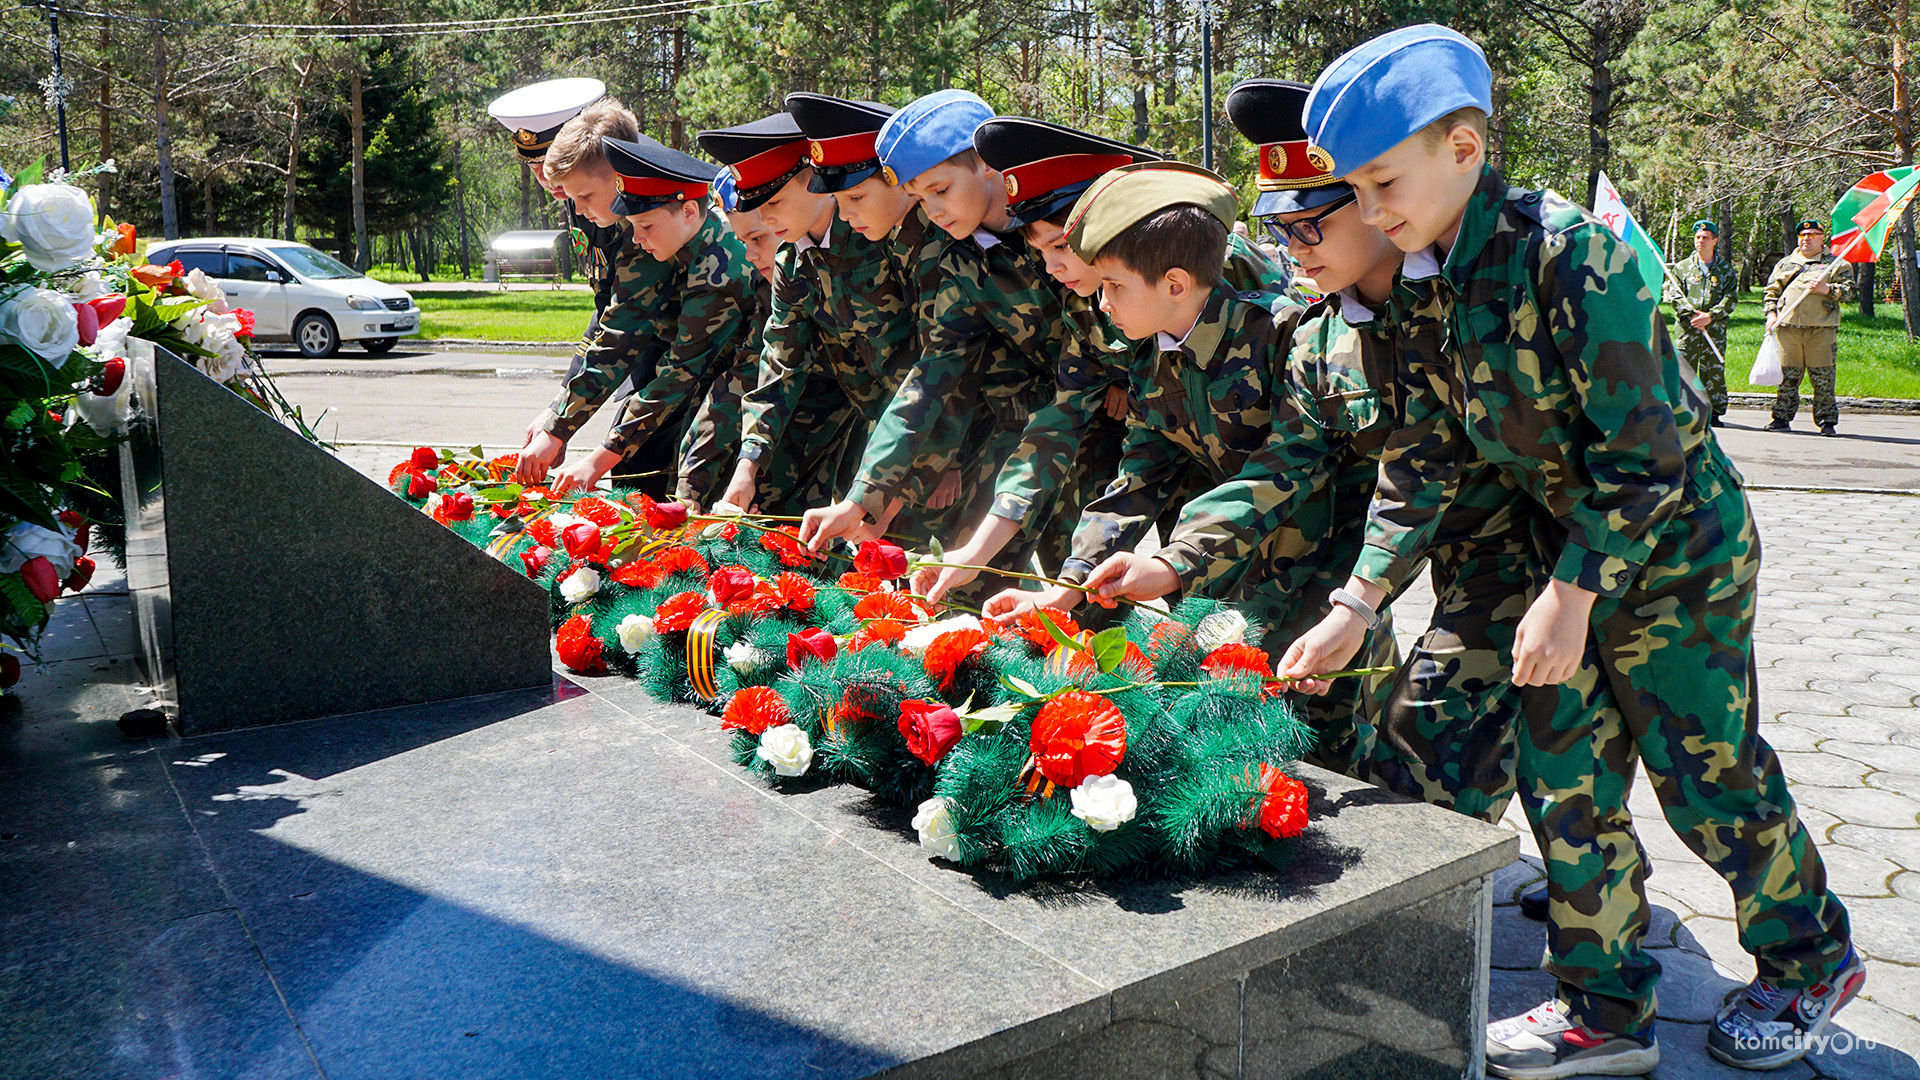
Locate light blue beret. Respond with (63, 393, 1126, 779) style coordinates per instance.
(875, 89, 995, 186)
(1302, 24, 1492, 177)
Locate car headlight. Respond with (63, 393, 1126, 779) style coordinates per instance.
(345, 295, 384, 311)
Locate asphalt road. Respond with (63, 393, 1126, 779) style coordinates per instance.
(261, 344, 1920, 491)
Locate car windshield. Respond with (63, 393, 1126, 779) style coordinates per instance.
(273, 246, 362, 280)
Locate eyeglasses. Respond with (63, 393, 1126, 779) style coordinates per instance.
(1263, 192, 1357, 249)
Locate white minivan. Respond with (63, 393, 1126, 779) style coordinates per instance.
(143, 238, 421, 358)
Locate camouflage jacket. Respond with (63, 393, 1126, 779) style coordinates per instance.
(1664, 254, 1738, 335)
(846, 221, 1064, 517)
(1355, 166, 1723, 600)
(1225, 231, 1293, 295)
(546, 213, 753, 456)
(740, 214, 917, 468)
(1764, 250, 1855, 327)
(543, 223, 677, 439)
(676, 272, 770, 503)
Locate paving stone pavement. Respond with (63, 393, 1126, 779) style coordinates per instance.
(1392, 490, 1920, 1080)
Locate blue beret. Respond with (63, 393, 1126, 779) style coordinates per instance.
(1303, 24, 1492, 177)
(875, 89, 994, 186)
(713, 169, 742, 213)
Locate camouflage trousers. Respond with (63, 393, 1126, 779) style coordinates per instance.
(1675, 324, 1728, 417)
(607, 400, 695, 501)
(756, 385, 865, 520)
(1031, 409, 1130, 577)
(1519, 453, 1851, 1036)
(1366, 537, 1541, 823)
(1772, 352, 1839, 428)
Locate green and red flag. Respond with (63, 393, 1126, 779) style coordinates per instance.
(1831, 166, 1920, 263)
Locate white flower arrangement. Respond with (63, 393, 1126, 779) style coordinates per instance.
(616, 613, 656, 652)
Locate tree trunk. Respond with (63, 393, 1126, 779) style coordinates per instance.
(454, 143, 470, 278)
(153, 41, 179, 240)
(97, 19, 112, 226)
(1897, 199, 1920, 338)
(1586, 21, 1614, 209)
(1858, 262, 1875, 318)
(284, 57, 312, 241)
(349, 55, 368, 270)
(203, 168, 216, 232)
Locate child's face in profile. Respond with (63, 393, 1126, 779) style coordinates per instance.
(1345, 125, 1482, 254)
(1270, 197, 1396, 297)
(904, 158, 1002, 239)
(1094, 258, 1183, 342)
(1023, 219, 1099, 298)
(757, 168, 834, 243)
(832, 176, 919, 241)
(723, 208, 780, 278)
(558, 164, 623, 228)
(628, 201, 703, 261)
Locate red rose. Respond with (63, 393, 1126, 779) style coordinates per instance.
(21, 557, 61, 604)
(520, 546, 551, 576)
(646, 500, 689, 530)
(1255, 766, 1310, 839)
(64, 556, 95, 593)
(555, 614, 606, 674)
(652, 591, 708, 633)
(1030, 690, 1127, 789)
(560, 522, 602, 559)
(720, 686, 791, 736)
(786, 627, 837, 669)
(897, 699, 962, 765)
(88, 293, 127, 324)
(709, 565, 757, 607)
(442, 493, 475, 522)
(232, 309, 256, 337)
(74, 302, 99, 347)
(0, 653, 18, 688)
(854, 539, 908, 580)
(406, 471, 435, 499)
(410, 446, 439, 471)
(94, 357, 126, 396)
(57, 510, 88, 554)
(923, 628, 989, 692)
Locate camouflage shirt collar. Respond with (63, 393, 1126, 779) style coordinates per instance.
(1156, 285, 1232, 365)
(671, 213, 727, 269)
(1437, 164, 1510, 289)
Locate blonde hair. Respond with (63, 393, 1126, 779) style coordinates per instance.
(1420, 106, 1488, 148)
(545, 99, 637, 181)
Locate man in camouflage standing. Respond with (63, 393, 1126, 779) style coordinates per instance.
(1765, 219, 1853, 437)
(1666, 220, 1738, 427)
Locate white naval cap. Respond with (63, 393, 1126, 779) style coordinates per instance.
(487, 77, 607, 161)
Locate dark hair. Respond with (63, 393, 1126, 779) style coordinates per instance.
(1095, 205, 1227, 289)
(1017, 204, 1074, 243)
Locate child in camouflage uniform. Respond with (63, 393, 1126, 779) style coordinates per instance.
(1286, 25, 1861, 1078)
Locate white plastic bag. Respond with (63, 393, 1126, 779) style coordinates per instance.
(1748, 334, 1783, 387)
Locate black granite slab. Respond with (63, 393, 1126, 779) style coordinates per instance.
(121, 350, 551, 734)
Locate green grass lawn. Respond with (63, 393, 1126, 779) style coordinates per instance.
(415, 291, 596, 342)
(1683, 290, 1920, 398)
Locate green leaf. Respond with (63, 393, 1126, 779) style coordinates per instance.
(1090, 627, 1130, 673)
(475, 484, 523, 504)
(929, 535, 944, 559)
(1037, 611, 1083, 653)
(959, 701, 1023, 736)
(466, 444, 484, 460)
(0, 573, 47, 629)
(999, 674, 1043, 701)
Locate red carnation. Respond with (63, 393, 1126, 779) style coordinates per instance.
(612, 559, 667, 589)
(520, 546, 552, 576)
(1255, 766, 1310, 839)
(94, 357, 126, 396)
(560, 522, 602, 559)
(751, 572, 816, 616)
(852, 590, 925, 623)
(1030, 690, 1127, 789)
(555, 614, 606, 674)
(410, 446, 439, 471)
(526, 519, 559, 548)
(1015, 609, 1081, 652)
(849, 619, 907, 652)
(897, 699, 963, 765)
(440, 492, 476, 522)
(836, 571, 882, 594)
(20, 557, 61, 604)
(721, 687, 791, 736)
(571, 496, 623, 527)
(64, 556, 95, 593)
(232, 308, 256, 337)
(1202, 643, 1271, 679)
(0, 653, 17, 688)
(709, 566, 757, 607)
(646, 500, 689, 530)
(652, 592, 708, 633)
(854, 539, 909, 580)
(406, 471, 435, 499)
(922, 628, 989, 692)
(760, 529, 816, 568)
(786, 627, 837, 669)
(655, 545, 708, 574)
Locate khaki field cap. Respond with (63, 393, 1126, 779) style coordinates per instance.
(1063, 162, 1240, 261)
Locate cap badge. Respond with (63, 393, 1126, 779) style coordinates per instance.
(1004, 172, 1020, 199)
(513, 129, 540, 148)
(1304, 145, 1335, 174)
(879, 164, 899, 186)
(809, 140, 825, 164)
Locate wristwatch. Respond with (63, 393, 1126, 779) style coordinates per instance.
(1329, 588, 1381, 631)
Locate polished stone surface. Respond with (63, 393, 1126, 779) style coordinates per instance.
(122, 351, 551, 733)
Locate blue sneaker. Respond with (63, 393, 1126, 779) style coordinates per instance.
(1708, 946, 1867, 1070)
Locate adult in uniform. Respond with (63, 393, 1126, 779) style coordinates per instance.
(1665, 219, 1738, 426)
(1765, 219, 1854, 436)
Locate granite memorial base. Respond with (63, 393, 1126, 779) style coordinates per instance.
(121, 349, 551, 734)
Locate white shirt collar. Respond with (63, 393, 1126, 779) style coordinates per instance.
(971, 228, 1002, 251)
(1402, 246, 1442, 280)
(1155, 319, 1202, 353)
(1338, 288, 1377, 325)
(791, 227, 833, 256)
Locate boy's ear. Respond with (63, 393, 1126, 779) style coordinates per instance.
(1450, 123, 1486, 173)
(1163, 266, 1194, 300)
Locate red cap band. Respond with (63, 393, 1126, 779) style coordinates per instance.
(1257, 139, 1339, 192)
(618, 174, 708, 202)
(808, 131, 880, 169)
(1002, 153, 1134, 202)
(731, 141, 809, 190)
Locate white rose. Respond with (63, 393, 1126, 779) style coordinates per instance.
(900, 613, 990, 657)
(547, 512, 583, 533)
(0, 183, 98, 271)
(756, 723, 814, 777)
(1068, 774, 1138, 833)
(724, 640, 770, 674)
(0, 522, 82, 577)
(616, 613, 655, 652)
(711, 500, 749, 516)
(1, 286, 81, 363)
(183, 267, 228, 309)
(423, 493, 444, 517)
(912, 796, 961, 859)
(559, 565, 601, 603)
(1194, 610, 1250, 654)
(63, 270, 108, 302)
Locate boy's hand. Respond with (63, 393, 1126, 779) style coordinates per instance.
(1765, 314, 1779, 333)
(927, 470, 962, 510)
(548, 446, 621, 497)
(1103, 384, 1130, 421)
(841, 499, 900, 546)
(1081, 553, 1179, 607)
(514, 431, 565, 485)
(524, 409, 553, 446)
(800, 500, 865, 551)
(1689, 311, 1712, 331)
(982, 584, 1080, 623)
(1275, 609, 1369, 695)
(1512, 578, 1596, 686)
(720, 459, 760, 514)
